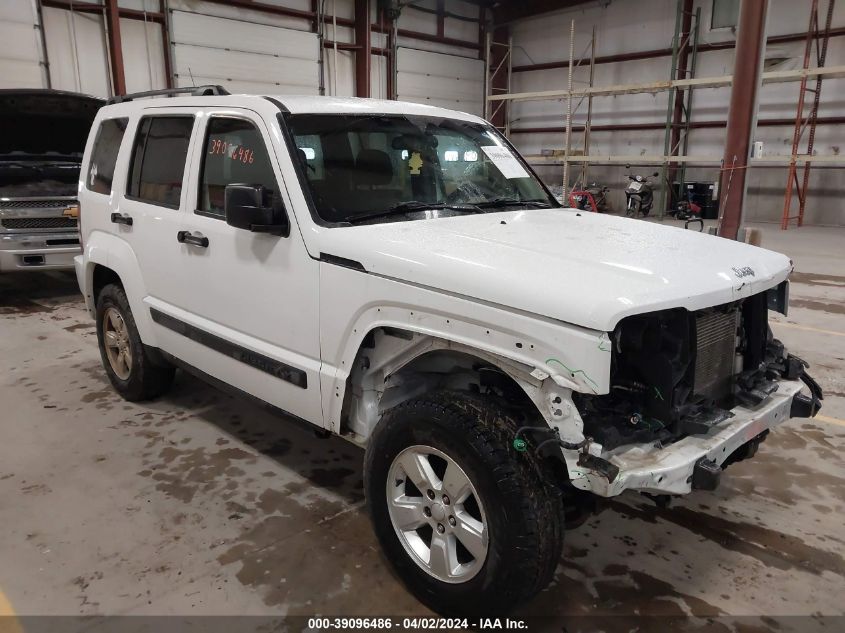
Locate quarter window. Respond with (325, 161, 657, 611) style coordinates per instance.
(86, 118, 128, 194)
(198, 118, 278, 217)
(127, 116, 194, 208)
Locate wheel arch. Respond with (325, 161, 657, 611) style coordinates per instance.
(334, 327, 587, 469)
(82, 231, 157, 345)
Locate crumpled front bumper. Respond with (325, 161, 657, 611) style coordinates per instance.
(574, 378, 819, 497)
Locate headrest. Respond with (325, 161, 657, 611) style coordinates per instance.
(356, 149, 393, 186)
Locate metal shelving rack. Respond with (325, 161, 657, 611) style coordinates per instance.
(486, 10, 845, 214)
(658, 2, 701, 218)
(781, 0, 837, 229)
(484, 32, 513, 136)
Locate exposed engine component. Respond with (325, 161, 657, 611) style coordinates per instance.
(575, 291, 803, 450)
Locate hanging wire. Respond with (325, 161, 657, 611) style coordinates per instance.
(316, 0, 326, 95)
(142, 0, 154, 90)
(69, 0, 82, 92)
(375, 6, 384, 98)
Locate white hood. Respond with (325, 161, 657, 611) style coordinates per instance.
(316, 209, 792, 332)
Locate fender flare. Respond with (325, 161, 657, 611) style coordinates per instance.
(82, 230, 158, 346)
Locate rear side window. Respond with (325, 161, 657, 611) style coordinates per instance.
(86, 118, 128, 194)
(127, 116, 194, 208)
(197, 118, 278, 217)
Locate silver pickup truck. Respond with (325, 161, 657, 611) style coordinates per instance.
(0, 90, 103, 272)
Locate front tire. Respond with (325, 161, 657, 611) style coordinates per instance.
(96, 283, 175, 401)
(364, 391, 563, 616)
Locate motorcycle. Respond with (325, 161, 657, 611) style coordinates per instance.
(624, 169, 659, 217)
(570, 181, 610, 213)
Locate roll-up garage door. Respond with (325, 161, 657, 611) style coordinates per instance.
(0, 0, 46, 89)
(396, 48, 483, 116)
(170, 11, 319, 94)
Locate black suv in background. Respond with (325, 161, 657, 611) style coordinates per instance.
(0, 90, 103, 272)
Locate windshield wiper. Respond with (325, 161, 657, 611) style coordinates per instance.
(475, 198, 552, 209)
(346, 200, 482, 223)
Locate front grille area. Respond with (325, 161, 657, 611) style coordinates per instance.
(0, 200, 71, 209)
(694, 309, 739, 401)
(0, 217, 78, 230)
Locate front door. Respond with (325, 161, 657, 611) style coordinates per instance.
(147, 107, 322, 425)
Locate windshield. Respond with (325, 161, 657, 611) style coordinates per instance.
(285, 114, 555, 224)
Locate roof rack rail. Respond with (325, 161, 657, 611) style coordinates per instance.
(108, 85, 230, 104)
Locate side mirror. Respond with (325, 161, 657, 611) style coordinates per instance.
(225, 184, 289, 237)
(653, 172, 660, 177)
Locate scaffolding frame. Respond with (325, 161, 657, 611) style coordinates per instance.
(484, 32, 513, 136)
(658, 2, 701, 219)
(486, 13, 845, 207)
(781, 0, 836, 229)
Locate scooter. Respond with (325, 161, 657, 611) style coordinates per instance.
(624, 169, 659, 217)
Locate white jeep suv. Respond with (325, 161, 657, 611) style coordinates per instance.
(75, 86, 822, 615)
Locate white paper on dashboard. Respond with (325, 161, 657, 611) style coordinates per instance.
(480, 145, 530, 179)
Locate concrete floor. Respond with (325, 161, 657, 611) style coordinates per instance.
(1, 221, 843, 625)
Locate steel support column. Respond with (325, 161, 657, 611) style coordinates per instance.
(104, 0, 126, 96)
(717, 0, 769, 240)
(355, 0, 371, 97)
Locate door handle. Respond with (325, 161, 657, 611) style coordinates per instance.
(177, 230, 209, 248)
(110, 212, 133, 226)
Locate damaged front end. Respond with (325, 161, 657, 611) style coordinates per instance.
(569, 282, 822, 496)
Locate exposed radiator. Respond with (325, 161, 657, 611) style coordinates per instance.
(694, 309, 739, 401)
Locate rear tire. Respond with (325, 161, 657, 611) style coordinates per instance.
(96, 283, 175, 401)
(364, 391, 564, 616)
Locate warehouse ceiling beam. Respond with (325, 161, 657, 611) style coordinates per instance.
(717, 0, 769, 241)
(41, 0, 164, 22)
(492, 0, 593, 25)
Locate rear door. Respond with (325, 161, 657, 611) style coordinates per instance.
(120, 111, 198, 314)
(146, 107, 322, 425)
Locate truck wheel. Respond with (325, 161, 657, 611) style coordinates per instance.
(364, 391, 564, 616)
(96, 283, 175, 401)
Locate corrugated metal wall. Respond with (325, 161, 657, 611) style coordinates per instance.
(397, 48, 484, 115)
(169, 10, 319, 93)
(0, 0, 48, 89)
(0, 0, 484, 113)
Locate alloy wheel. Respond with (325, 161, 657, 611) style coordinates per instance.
(386, 445, 488, 583)
(103, 306, 132, 380)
